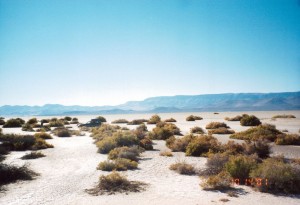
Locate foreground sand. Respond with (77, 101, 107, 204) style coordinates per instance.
(0, 111, 300, 205)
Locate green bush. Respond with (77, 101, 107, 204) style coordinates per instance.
(224, 115, 242, 121)
(34, 132, 52, 139)
(96, 116, 107, 122)
(190, 126, 205, 134)
(3, 118, 25, 128)
(166, 134, 195, 152)
(240, 114, 261, 126)
(169, 161, 196, 175)
(201, 171, 232, 190)
(230, 124, 282, 142)
(147, 115, 161, 124)
(112, 119, 129, 124)
(225, 155, 258, 183)
(206, 122, 229, 129)
(272, 114, 296, 119)
(208, 128, 235, 135)
(164, 118, 176, 122)
(186, 115, 203, 121)
(186, 135, 221, 156)
(21, 151, 45, 160)
(250, 158, 300, 194)
(275, 134, 300, 145)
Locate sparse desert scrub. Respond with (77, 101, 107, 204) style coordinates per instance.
(52, 128, 71, 137)
(169, 161, 196, 175)
(159, 150, 173, 157)
(3, 118, 25, 128)
(201, 171, 232, 191)
(22, 123, 34, 132)
(108, 146, 142, 162)
(225, 115, 243, 121)
(250, 157, 300, 194)
(225, 155, 258, 183)
(134, 124, 148, 139)
(21, 151, 45, 160)
(185, 135, 221, 157)
(96, 116, 107, 122)
(64, 116, 72, 121)
(186, 115, 203, 121)
(48, 120, 64, 127)
(97, 159, 138, 171)
(206, 122, 229, 129)
(31, 138, 54, 150)
(0, 118, 5, 125)
(112, 119, 129, 124)
(275, 134, 300, 145)
(36, 125, 51, 132)
(240, 114, 261, 126)
(139, 138, 153, 150)
(208, 128, 235, 135)
(272, 114, 296, 119)
(166, 134, 195, 152)
(190, 126, 205, 134)
(200, 152, 230, 176)
(70, 118, 79, 124)
(164, 118, 177, 122)
(148, 122, 181, 140)
(86, 172, 147, 195)
(127, 119, 148, 125)
(34, 132, 52, 139)
(147, 114, 161, 124)
(230, 124, 282, 142)
(27, 118, 38, 125)
(0, 163, 38, 187)
(97, 138, 118, 154)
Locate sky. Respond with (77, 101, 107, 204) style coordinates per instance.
(0, 0, 299, 106)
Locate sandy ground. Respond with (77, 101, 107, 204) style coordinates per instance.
(0, 111, 300, 205)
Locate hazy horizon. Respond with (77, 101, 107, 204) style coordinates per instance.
(1, 0, 299, 106)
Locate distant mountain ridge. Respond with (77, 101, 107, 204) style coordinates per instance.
(0, 92, 299, 116)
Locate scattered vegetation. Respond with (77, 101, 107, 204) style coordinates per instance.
(201, 171, 232, 191)
(164, 118, 177, 122)
(147, 114, 161, 124)
(22, 123, 34, 132)
(96, 116, 107, 122)
(225, 115, 243, 121)
(186, 135, 221, 157)
(48, 119, 64, 127)
(34, 132, 53, 139)
(186, 115, 203, 121)
(108, 146, 142, 162)
(97, 159, 138, 171)
(275, 134, 300, 145)
(169, 161, 196, 175)
(112, 119, 129, 124)
(208, 128, 235, 135)
(3, 118, 25, 128)
(190, 126, 205, 134)
(206, 122, 229, 129)
(127, 119, 148, 125)
(52, 128, 71, 137)
(21, 151, 45, 160)
(240, 114, 261, 126)
(86, 172, 147, 195)
(148, 122, 181, 140)
(166, 134, 195, 152)
(159, 150, 173, 157)
(64, 116, 72, 121)
(272, 114, 296, 119)
(27, 118, 38, 125)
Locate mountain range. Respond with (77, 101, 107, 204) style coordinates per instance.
(0, 91, 299, 116)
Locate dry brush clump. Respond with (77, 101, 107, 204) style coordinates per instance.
(3, 118, 25, 128)
(86, 172, 147, 195)
(225, 115, 243, 121)
(21, 151, 45, 160)
(275, 134, 300, 145)
(159, 150, 173, 157)
(127, 119, 148, 125)
(208, 128, 235, 135)
(148, 122, 181, 140)
(166, 134, 195, 152)
(240, 114, 261, 126)
(108, 146, 142, 162)
(147, 114, 161, 124)
(186, 135, 221, 157)
(97, 159, 138, 171)
(34, 132, 52, 139)
(164, 118, 177, 122)
(190, 126, 205, 134)
(111, 119, 129, 124)
(96, 116, 107, 122)
(272, 114, 296, 119)
(169, 161, 197, 175)
(186, 115, 203, 121)
(206, 122, 229, 129)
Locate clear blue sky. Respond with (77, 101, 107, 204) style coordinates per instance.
(0, 0, 299, 106)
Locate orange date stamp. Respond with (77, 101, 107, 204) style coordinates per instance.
(231, 178, 268, 186)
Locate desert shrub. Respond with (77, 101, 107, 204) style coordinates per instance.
(64, 116, 72, 121)
(166, 134, 195, 152)
(230, 124, 282, 142)
(225, 155, 258, 182)
(72, 117, 78, 121)
(225, 115, 243, 121)
(147, 115, 161, 124)
(0, 119, 5, 125)
(70, 130, 85, 136)
(31, 138, 54, 150)
(96, 116, 107, 122)
(272, 114, 296, 119)
(70, 118, 79, 124)
(206, 122, 229, 129)
(27, 118, 38, 125)
(86, 171, 147, 195)
(108, 146, 142, 162)
(159, 150, 173, 157)
(121, 127, 129, 130)
(242, 140, 271, 158)
(127, 119, 148, 125)
(0, 163, 38, 187)
(139, 138, 153, 150)
(186, 135, 221, 156)
(3, 118, 25, 128)
(208, 128, 235, 135)
(275, 134, 300, 145)
(250, 158, 300, 194)
(240, 114, 261, 126)
(112, 119, 129, 124)
(34, 132, 52, 139)
(97, 159, 138, 171)
(202, 152, 230, 176)
(49, 120, 64, 127)
(21, 151, 45, 160)
(114, 131, 139, 147)
(148, 122, 181, 140)
(186, 115, 203, 121)
(36, 125, 51, 132)
(201, 171, 232, 190)
(190, 126, 205, 134)
(41, 119, 50, 123)
(53, 128, 71, 137)
(96, 138, 118, 154)
(91, 124, 121, 140)
(164, 118, 176, 122)
(32, 123, 41, 128)
(169, 161, 196, 175)
(220, 141, 245, 155)
(22, 124, 34, 132)
(134, 124, 148, 139)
